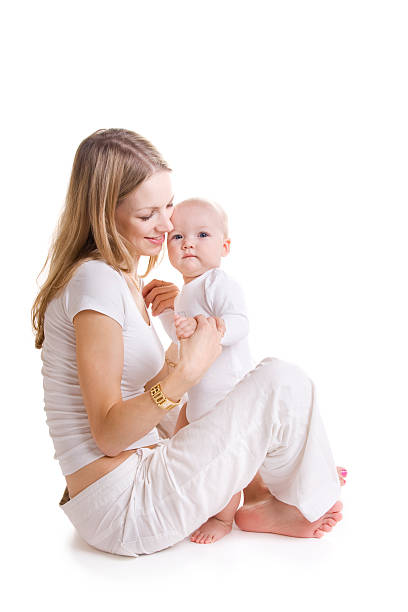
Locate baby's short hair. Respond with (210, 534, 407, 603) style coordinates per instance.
(176, 197, 229, 238)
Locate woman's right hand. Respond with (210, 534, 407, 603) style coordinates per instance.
(177, 315, 224, 385)
(142, 279, 179, 315)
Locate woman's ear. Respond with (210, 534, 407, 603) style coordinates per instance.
(222, 238, 231, 257)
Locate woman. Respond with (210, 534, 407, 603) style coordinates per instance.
(32, 128, 343, 556)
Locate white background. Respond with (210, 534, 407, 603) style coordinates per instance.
(2, 1, 407, 610)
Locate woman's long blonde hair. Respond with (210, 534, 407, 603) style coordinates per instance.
(32, 128, 170, 349)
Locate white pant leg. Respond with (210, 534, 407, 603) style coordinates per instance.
(120, 357, 340, 555)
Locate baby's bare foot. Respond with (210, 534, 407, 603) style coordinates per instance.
(235, 493, 343, 539)
(190, 517, 233, 544)
(337, 466, 348, 486)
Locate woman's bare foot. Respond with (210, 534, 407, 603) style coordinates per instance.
(235, 494, 343, 539)
(190, 517, 233, 544)
(337, 466, 348, 486)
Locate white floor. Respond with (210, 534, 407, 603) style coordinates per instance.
(5, 433, 405, 612)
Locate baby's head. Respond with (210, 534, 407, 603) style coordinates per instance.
(167, 198, 231, 283)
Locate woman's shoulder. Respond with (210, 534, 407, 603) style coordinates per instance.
(63, 259, 126, 325)
(67, 258, 124, 291)
(71, 258, 122, 279)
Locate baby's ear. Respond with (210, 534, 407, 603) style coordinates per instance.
(222, 238, 231, 257)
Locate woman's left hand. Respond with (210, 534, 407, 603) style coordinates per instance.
(142, 279, 179, 315)
(165, 342, 179, 365)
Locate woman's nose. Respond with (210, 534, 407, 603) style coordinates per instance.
(156, 212, 173, 233)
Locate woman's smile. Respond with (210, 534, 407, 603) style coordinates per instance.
(146, 235, 166, 245)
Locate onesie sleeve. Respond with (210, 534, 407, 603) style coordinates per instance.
(157, 309, 179, 343)
(204, 270, 249, 346)
(64, 260, 125, 327)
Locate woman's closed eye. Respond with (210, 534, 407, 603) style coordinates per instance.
(139, 203, 174, 222)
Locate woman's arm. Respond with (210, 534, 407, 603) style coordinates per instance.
(74, 310, 221, 457)
(144, 342, 179, 390)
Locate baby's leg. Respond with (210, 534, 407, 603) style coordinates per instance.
(190, 492, 241, 544)
(172, 402, 189, 436)
(174, 404, 242, 544)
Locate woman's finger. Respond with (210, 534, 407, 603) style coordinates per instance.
(145, 286, 178, 307)
(142, 279, 173, 298)
(151, 295, 180, 316)
(143, 281, 178, 306)
(205, 316, 218, 329)
(146, 287, 179, 311)
(214, 316, 226, 337)
(194, 314, 209, 328)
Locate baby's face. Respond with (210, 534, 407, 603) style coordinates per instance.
(167, 202, 230, 283)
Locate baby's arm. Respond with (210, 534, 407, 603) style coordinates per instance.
(217, 312, 249, 346)
(158, 309, 179, 343)
(173, 402, 189, 436)
(206, 273, 249, 346)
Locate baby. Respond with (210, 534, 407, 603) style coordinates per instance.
(159, 197, 254, 544)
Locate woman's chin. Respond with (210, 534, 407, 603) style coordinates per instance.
(142, 242, 164, 256)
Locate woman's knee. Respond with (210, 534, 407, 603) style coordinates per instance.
(255, 358, 313, 417)
(256, 357, 310, 389)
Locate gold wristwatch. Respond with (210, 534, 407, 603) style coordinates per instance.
(149, 382, 181, 411)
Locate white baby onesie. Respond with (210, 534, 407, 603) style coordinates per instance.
(159, 268, 254, 422)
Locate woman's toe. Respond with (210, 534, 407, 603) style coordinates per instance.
(331, 501, 343, 513)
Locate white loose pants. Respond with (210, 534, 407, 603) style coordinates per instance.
(61, 358, 341, 556)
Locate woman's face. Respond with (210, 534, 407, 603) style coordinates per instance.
(115, 171, 174, 258)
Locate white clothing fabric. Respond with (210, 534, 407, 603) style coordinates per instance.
(159, 268, 254, 421)
(42, 259, 163, 476)
(60, 358, 341, 556)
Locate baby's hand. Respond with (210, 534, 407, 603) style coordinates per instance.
(174, 313, 198, 339)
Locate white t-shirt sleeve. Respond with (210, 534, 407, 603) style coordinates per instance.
(205, 271, 249, 346)
(158, 309, 179, 343)
(64, 260, 125, 327)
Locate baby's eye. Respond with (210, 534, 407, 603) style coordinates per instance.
(171, 234, 183, 240)
(198, 232, 209, 238)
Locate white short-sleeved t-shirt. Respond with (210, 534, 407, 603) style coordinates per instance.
(41, 259, 164, 476)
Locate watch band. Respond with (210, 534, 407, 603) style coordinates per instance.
(150, 382, 181, 411)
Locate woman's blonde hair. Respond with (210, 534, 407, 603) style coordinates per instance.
(32, 128, 170, 349)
